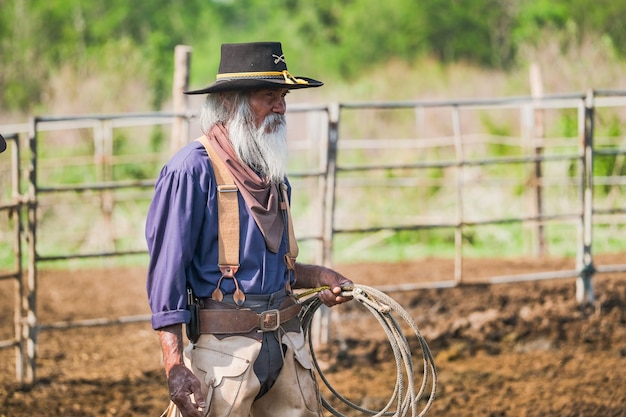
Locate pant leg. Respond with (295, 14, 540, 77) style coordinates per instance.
(190, 334, 263, 417)
(159, 334, 264, 417)
(250, 331, 323, 417)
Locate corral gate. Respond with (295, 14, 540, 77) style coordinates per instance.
(1, 89, 625, 385)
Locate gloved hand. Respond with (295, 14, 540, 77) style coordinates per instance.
(167, 364, 206, 417)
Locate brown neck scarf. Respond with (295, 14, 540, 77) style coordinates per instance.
(206, 123, 284, 253)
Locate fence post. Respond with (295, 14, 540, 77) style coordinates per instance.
(171, 45, 192, 154)
(4, 133, 26, 384)
(313, 110, 328, 264)
(576, 90, 595, 305)
(322, 103, 340, 268)
(530, 63, 546, 256)
(23, 117, 39, 385)
(94, 120, 115, 253)
(312, 103, 340, 349)
(452, 105, 464, 284)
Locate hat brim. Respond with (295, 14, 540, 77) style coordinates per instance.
(184, 77, 323, 95)
(0, 135, 6, 153)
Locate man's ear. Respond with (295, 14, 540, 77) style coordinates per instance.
(219, 93, 233, 111)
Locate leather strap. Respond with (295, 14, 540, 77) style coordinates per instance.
(196, 136, 245, 305)
(198, 301, 302, 334)
(195, 135, 300, 304)
(280, 183, 299, 290)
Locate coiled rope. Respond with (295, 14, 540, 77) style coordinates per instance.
(296, 285, 437, 417)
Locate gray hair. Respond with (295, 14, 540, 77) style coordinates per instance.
(199, 91, 250, 134)
(198, 89, 288, 183)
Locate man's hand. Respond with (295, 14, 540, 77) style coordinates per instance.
(293, 263, 353, 307)
(318, 273, 353, 306)
(167, 364, 206, 417)
(158, 325, 206, 417)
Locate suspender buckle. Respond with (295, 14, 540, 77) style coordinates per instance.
(217, 184, 238, 193)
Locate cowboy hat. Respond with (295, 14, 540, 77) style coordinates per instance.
(184, 42, 323, 94)
(0, 134, 6, 153)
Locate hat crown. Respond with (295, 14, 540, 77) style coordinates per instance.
(218, 42, 288, 75)
(183, 41, 322, 94)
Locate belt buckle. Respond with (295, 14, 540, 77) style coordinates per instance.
(259, 309, 280, 332)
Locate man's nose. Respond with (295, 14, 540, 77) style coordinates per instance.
(273, 97, 286, 114)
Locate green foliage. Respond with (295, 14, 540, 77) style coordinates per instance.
(604, 114, 623, 139)
(481, 114, 512, 138)
(557, 110, 579, 138)
(420, 0, 518, 68)
(594, 154, 624, 195)
(426, 167, 445, 197)
(1, 0, 195, 111)
(479, 113, 519, 157)
(592, 112, 626, 194)
(513, 0, 571, 42)
(3, 0, 626, 112)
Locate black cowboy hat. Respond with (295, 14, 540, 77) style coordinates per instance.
(184, 42, 323, 94)
(0, 134, 6, 153)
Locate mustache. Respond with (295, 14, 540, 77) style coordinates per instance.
(260, 113, 286, 132)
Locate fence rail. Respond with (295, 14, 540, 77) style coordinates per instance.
(1, 89, 625, 385)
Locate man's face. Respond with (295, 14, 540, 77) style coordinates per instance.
(225, 89, 289, 183)
(247, 88, 289, 130)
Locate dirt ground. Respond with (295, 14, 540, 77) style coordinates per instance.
(1, 254, 625, 417)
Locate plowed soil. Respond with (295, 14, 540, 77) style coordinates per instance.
(1, 254, 625, 417)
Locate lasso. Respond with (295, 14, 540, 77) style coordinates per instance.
(297, 285, 437, 417)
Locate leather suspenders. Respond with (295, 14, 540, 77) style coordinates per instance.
(196, 136, 299, 306)
(279, 182, 298, 295)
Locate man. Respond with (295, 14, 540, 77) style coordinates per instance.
(146, 42, 353, 417)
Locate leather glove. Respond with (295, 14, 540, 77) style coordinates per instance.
(167, 364, 206, 417)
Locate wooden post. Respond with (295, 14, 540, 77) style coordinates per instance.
(576, 90, 595, 306)
(314, 110, 328, 264)
(171, 45, 192, 154)
(311, 103, 340, 349)
(94, 120, 115, 253)
(8, 133, 26, 384)
(322, 103, 340, 268)
(452, 105, 464, 284)
(23, 117, 39, 386)
(530, 63, 546, 256)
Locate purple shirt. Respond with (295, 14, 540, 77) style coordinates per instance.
(145, 140, 291, 330)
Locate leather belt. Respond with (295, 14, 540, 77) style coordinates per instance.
(198, 300, 302, 334)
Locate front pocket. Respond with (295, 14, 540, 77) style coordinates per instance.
(190, 335, 262, 417)
(193, 344, 252, 387)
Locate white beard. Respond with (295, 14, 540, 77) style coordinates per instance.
(227, 101, 288, 184)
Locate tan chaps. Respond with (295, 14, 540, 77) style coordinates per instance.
(163, 330, 322, 417)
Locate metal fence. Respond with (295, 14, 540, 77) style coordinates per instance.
(1, 89, 625, 385)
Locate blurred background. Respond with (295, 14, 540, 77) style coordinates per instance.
(2, 0, 626, 269)
(1, 0, 626, 120)
(1, 5, 625, 416)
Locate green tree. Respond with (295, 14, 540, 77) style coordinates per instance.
(3, 0, 626, 113)
(420, 0, 519, 68)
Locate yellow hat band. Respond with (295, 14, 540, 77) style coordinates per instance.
(216, 70, 309, 85)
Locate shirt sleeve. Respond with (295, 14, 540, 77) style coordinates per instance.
(145, 164, 208, 330)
